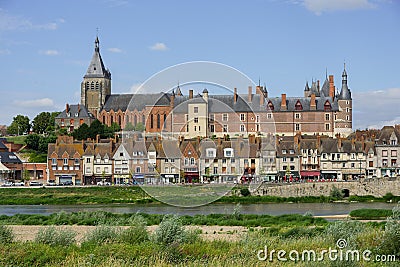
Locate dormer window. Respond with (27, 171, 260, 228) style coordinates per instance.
(224, 148, 234, 158)
(282, 149, 287, 154)
(75, 113, 79, 117)
(268, 101, 274, 111)
(295, 100, 303, 111)
(66, 112, 70, 117)
(324, 100, 332, 111)
(206, 148, 216, 158)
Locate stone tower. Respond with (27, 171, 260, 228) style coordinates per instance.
(81, 37, 111, 117)
(336, 64, 352, 136)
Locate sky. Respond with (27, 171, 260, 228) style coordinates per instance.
(0, 0, 399, 130)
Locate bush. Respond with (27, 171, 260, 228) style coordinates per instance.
(240, 188, 251, 197)
(325, 220, 363, 248)
(83, 225, 120, 245)
(0, 225, 14, 244)
(330, 186, 344, 199)
(119, 215, 149, 244)
(379, 205, 400, 256)
(153, 215, 190, 245)
(34, 226, 76, 246)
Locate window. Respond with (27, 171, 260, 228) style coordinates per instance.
(391, 140, 397, 146)
(289, 149, 294, 154)
(283, 157, 287, 162)
(171, 167, 175, 173)
(342, 163, 346, 168)
(190, 158, 195, 165)
(346, 115, 350, 121)
(136, 167, 141, 173)
(351, 163, 355, 168)
(223, 125, 228, 132)
(256, 124, 260, 132)
(369, 161, 373, 167)
(207, 148, 216, 158)
(267, 113, 272, 119)
(256, 115, 260, 122)
(222, 114, 228, 121)
(194, 126, 197, 131)
(74, 158, 79, 165)
(325, 114, 330, 121)
(222, 159, 227, 164)
(157, 114, 160, 128)
(213, 167, 218, 174)
(104, 167, 109, 173)
(52, 158, 57, 165)
(282, 149, 287, 154)
(346, 108, 350, 113)
(209, 114, 214, 121)
(142, 115, 145, 124)
(391, 159, 397, 166)
(382, 159, 387, 166)
(325, 123, 330, 131)
(240, 124, 245, 132)
(194, 117, 198, 123)
(295, 124, 300, 131)
(63, 158, 68, 165)
(290, 157, 294, 162)
(240, 114, 245, 121)
(96, 167, 101, 173)
(382, 150, 388, 157)
(164, 159, 168, 163)
(170, 159, 175, 163)
(194, 106, 198, 113)
(224, 148, 233, 157)
(210, 124, 215, 132)
(295, 113, 300, 119)
(150, 114, 154, 128)
(164, 167, 169, 173)
(391, 150, 397, 157)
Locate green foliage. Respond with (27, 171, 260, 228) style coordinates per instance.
(34, 226, 76, 246)
(25, 133, 41, 150)
(134, 122, 145, 132)
(124, 122, 135, 131)
(325, 220, 364, 247)
(71, 123, 89, 140)
(119, 215, 149, 244)
(379, 205, 400, 256)
(330, 186, 344, 199)
(350, 208, 393, 219)
(153, 215, 188, 245)
(0, 225, 14, 244)
(240, 188, 251, 197)
(83, 225, 120, 245)
(25, 133, 56, 153)
(7, 114, 30, 135)
(32, 112, 51, 134)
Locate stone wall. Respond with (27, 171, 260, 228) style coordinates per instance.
(253, 178, 400, 198)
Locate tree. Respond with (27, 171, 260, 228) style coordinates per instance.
(134, 122, 145, 132)
(38, 135, 57, 153)
(72, 123, 90, 140)
(88, 120, 105, 139)
(124, 122, 135, 131)
(32, 112, 51, 134)
(22, 169, 30, 182)
(25, 134, 41, 150)
(7, 115, 30, 135)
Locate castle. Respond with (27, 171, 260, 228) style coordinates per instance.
(57, 37, 353, 138)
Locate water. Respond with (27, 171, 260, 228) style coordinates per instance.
(0, 202, 397, 217)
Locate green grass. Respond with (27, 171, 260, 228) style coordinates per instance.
(350, 208, 393, 219)
(5, 135, 26, 145)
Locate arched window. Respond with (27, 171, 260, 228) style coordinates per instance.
(86, 81, 90, 90)
(150, 114, 154, 128)
(157, 114, 161, 128)
(134, 115, 137, 125)
(118, 115, 122, 126)
(95, 82, 99, 90)
(102, 116, 106, 124)
(142, 115, 145, 124)
(110, 116, 114, 124)
(91, 81, 95, 90)
(163, 113, 167, 127)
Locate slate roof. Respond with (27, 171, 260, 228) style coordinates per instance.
(57, 104, 94, 119)
(266, 96, 338, 112)
(0, 151, 22, 164)
(0, 140, 8, 152)
(102, 93, 171, 112)
(84, 37, 111, 79)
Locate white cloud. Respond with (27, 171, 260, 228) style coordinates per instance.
(149, 42, 168, 51)
(302, 0, 375, 15)
(353, 87, 400, 129)
(108, 47, 123, 53)
(13, 98, 55, 108)
(0, 9, 60, 31)
(39, 50, 59, 56)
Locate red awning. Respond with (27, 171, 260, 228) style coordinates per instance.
(300, 171, 320, 177)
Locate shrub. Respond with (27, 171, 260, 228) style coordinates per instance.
(34, 226, 76, 246)
(0, 225, 14, 244)
(83, 225, 120, 245)
(330, 186, 344, 199)
(119, 215, 149, 244)
(325, 220, 364, 248)
(153, 215, 190, 245)
(240, 188, 251, 197)
(379, 205, 400, 255)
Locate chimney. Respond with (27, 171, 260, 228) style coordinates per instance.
(66, 103, 69, 113)
(310, 94, 316, 110)
(234, 88, 238, 103)
(281, 94, 287, 111)
(258, 86, 265, 106)
(248, 86, 252, 102)
(170, 93, 175, 108)
(328, 75, 335, 99)
(317, 80, 320, 91)
(189, 89, 193, 99)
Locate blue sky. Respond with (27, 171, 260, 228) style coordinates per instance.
(0, 0, 399, 129)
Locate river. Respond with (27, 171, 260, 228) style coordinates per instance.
(0, 202, 397, 217)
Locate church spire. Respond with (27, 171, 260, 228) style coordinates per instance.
(339, 63, 351, 100)
(95, 36, 100, 52)
(84, 36, 111, 79)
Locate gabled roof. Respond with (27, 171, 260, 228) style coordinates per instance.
(0, 151, 21, 164)
(56, 104, 94, 119)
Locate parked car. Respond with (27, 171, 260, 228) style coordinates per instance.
(29, 181, 43, 186)
(13, 181, 25, 186)
(97, 181, 111, 186)
(59, 181, 73, 186)
(46, 180, 56, 186)
(1, 182, 13, 187)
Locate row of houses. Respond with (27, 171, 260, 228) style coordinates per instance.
(46, 125, 400, 185)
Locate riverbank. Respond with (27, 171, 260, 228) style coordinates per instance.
(0, 186, 399, 205)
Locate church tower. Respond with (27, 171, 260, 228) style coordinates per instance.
(81, 37, 111, 117)
(335, 64, 352, 136)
